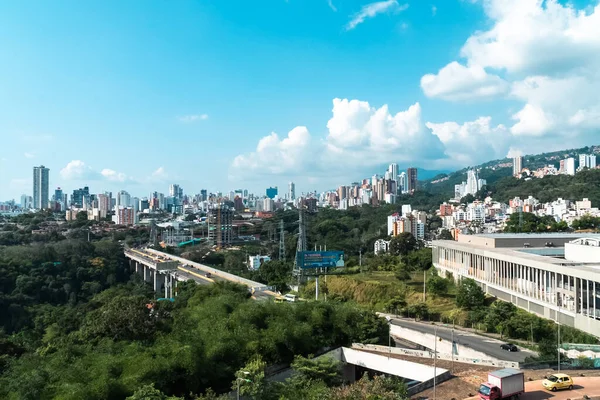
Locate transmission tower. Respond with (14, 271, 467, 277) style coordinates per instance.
(293, 208, 307, 281)
(279, 219, 285, 261)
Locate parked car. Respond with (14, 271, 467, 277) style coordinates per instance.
(500, 343, 518, 352)
(542, 374, 574, 392)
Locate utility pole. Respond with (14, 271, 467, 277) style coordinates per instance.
(558, 320, 561, 373)
(423, 270, 426, 302)
(359, 249, 362, 268)
(434, 325, 437, 400)
(279, 219, 285, 261)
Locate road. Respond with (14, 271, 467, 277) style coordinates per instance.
(466, 377, 600, 400)
(389, 318, 534, 362)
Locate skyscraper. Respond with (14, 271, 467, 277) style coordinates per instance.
(398, 172, 407, 194)
(407, 167, 418, 193)
(33, 165, 50, 210)
(388, 163, 399, 183)
(266, 186, 278, 199)
(512, 156, 523, 177)
(169, 184, 180, 198)
(288, 182, 296, 201)
(71, 187, 90, 208)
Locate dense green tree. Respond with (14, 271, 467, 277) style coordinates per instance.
(126, 384, 183, 400)
(456, 278, 485, 310)
(427, 274, 449, 297)
(404, 248, 432, 271)
(258, 260, 292, 292)
(290, 355, 342, 387)
(438, 229, 453, 240)
(572, 215, 600, 231)
(389, 233, 417, 256)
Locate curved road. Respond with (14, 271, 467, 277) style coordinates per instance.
(388, 318, 535, 362)
(466, 377, 600, 400)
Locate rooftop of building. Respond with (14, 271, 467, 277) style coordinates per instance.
(473, 232, 600, 239)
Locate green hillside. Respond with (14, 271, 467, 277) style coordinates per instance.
(420, 145, 600, 198)
(485, 168, 600, 205)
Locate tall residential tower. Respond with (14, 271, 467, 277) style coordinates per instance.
(33, 165, 50, 210)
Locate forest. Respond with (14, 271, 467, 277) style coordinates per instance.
(0, 222, 394, 399)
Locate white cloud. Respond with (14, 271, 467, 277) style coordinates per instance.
(506, 148, 523, 158)
(422, 0, 600, 149)
(231, 127, 313, 179)
(426, 117, 510, 166)
(150, 167, 169, 181)
(230, 98, 450, 181)
(101, 168, 135, 183)
(60, 160, 101, 180)
(421, 62, 508, 101)
(432, 5, 437, 16)
(60, 160, 135, 183)
(178, 114, 209, 123)
(461, 0, 600, 75)
(346, 0, 408, 31)
(327, 0, 337, 12)
(24, 152, 35, 159)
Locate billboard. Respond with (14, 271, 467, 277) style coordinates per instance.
(296, 251, 344, 269)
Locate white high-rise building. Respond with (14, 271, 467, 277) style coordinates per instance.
(564, 157, 576, 175)
(116, 190, 131, 208)
(579, 154, 597, 170)
(169, 184, 180, 198)
(466, 170, 479, 195)
(33, 165, 50, 210)
(288, 182, 295, 201)
(513, 156, 523, 177)
(398, 172, 407, 194)
(388, 163, 399, 183)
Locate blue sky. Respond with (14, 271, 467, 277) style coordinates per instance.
(1, 0, 599, 200)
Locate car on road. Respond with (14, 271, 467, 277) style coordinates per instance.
(205, 272, 212, 278)
(542, 374, 574, 392)
(500, 343, 518, 352)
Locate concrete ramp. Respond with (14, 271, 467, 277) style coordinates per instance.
(341, 347, 448, 382)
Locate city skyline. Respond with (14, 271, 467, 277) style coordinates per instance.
(3, 1, 600, 199)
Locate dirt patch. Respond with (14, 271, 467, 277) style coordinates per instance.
(362, 350, 600, 400)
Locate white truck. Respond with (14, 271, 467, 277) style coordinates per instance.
(479, 368, 525, 400)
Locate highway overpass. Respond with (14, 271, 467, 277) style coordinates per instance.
(124, 247, 280, 301)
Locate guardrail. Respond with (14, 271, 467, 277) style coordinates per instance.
(144, 248, 268, 290)
(351, 344, 520, 369)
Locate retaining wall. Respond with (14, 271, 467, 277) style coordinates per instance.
(351, 344, 520, 369)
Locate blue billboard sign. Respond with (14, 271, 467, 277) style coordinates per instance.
(296, 251, 345, 269)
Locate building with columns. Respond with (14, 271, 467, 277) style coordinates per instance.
(433, 233, 600, 338)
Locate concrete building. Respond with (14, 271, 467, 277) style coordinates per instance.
(564, 157, 576, 175)
(288, 182, 295, 201)
(33, 165, 50, 210)
(398, 172, 407, 194)
(98, 194, 111, 212)
(266, 187, 278, 199)
(388, 213, 401, 235)
(113, 206, 135, 226)
(248, 255, 271, 270)
(374, 239, 391, 255)
(407, 167, 418, 193)
(432, 233, 600, 338)
(513, 156, 523, 177)
(579, 154, 597, 170)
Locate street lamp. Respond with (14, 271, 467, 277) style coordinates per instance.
(386, 316, 392, 359)
(236, 371, 251, 400)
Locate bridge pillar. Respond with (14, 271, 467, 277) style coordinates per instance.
(153, 270, 158, 292)
(144, 265, 150, 282)
(135, 261, 140, 274)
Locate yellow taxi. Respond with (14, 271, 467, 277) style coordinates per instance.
(542, 374, 574, 391)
